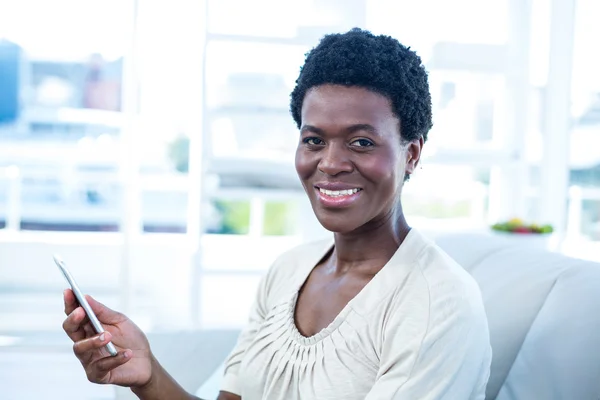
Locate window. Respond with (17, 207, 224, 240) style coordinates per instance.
(0, 0, 129, 231)
(205, 41, 306, 161)
(366, 0, 532, 228)
(568, 0, 600, 243)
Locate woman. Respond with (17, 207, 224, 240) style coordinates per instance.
(62, 28, 492, 399)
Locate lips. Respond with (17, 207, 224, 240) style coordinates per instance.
(313, 183, 363, 208)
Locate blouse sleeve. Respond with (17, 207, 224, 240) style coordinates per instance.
(365, 277, 492, 400)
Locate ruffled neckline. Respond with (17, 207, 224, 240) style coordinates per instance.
(285, 228, 424, 347)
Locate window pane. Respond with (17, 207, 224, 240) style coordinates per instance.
(141, 189, 188, 233)
(205, 41, 306, 160)
(207, 0, 365, 39)
(0, 0, 129, 232)
(367, 1, 512, 150)
(208, 200, 251, 234)
(21, 170, 122, 231)
(579, 199, 600, 240)
(367, 0, 509, 53)
(564, 196, 600, 262)
(428, 72, 506, 149)
(0, 0, 129, 61)
(263, 201, 298, 236)
(404, 165, 489, 227)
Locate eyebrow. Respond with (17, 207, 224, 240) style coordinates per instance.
(300, 125, 325, 135)
(345, 124, 379, 136)
(300, 124, 380, 136)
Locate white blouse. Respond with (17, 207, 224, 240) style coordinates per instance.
(220, 229, 492, 399)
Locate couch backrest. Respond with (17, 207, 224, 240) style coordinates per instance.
(435, 234, 600, 400)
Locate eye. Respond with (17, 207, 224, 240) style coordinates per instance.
(351, 138, 374, 147)
(303, 137, 325, 146)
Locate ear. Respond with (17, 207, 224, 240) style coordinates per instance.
(404, 136, 424, 176)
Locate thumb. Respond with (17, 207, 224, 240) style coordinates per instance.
(85, 295, 126, 325)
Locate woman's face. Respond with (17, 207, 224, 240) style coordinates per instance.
(295, 84, 422, 234)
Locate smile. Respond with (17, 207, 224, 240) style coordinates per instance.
(314, 186, 363, 208)
(318, 188, 361, 197)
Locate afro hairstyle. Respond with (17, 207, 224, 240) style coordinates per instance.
(290, 27, 433, 144)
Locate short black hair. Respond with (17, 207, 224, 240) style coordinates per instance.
(290, 28, 433, 143)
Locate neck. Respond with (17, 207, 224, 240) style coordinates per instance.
(330, 202, 411, 275)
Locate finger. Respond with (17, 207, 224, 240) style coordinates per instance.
(63, 288, 79, 315)
(64, 290, 91, 328)
(85, 295, 125, 325)
(73, 332, 114, 363)
(87, 350, 133, 384)
(62, 307, 87, 342)
(83, 323, 96, 338)
(77, 312, 94, 339)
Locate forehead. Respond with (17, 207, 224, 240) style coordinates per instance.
(300, 84, 398, 128)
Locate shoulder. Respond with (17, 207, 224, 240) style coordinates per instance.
(406, 232, 489, 343)
(416, 233, 485, 315)
(382, 229, 487, 330)
(379, 230, 489, 351)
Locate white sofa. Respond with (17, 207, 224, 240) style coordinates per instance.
(435, 233, 600, 400)
(120, 233, 600, 400)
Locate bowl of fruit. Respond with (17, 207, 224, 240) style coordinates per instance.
(490, 218, 555, 249)
(491, 218, 554, 235)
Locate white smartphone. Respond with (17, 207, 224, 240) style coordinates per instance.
(53, 254, 118, 357)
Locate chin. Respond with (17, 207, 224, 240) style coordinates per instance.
(315, 212, 364, 234)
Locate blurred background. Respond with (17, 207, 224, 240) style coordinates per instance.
(0, 0, 599, 398)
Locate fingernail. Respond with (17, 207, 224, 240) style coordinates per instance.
(98, 333, 105, 341)
(123, 351, 130, 358)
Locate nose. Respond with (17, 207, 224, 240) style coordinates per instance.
(318, 143, 353, 176)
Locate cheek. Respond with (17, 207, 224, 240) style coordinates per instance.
(361, 151, 403, 184)
(295, 149, 314, 180)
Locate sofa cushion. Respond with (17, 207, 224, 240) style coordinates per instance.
(498, 262, 600, 399)
(470, 248, 571, 398)
(436, 233, 600, 399)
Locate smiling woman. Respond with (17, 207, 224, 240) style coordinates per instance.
(295, 84, 416, 233)
(60, 28, 491, 400)
(217, 28, 492, 400)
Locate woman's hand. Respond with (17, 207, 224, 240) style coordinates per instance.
(62, 289, 153, 388)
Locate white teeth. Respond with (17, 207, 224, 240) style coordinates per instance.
(319, 188, 360, 197)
